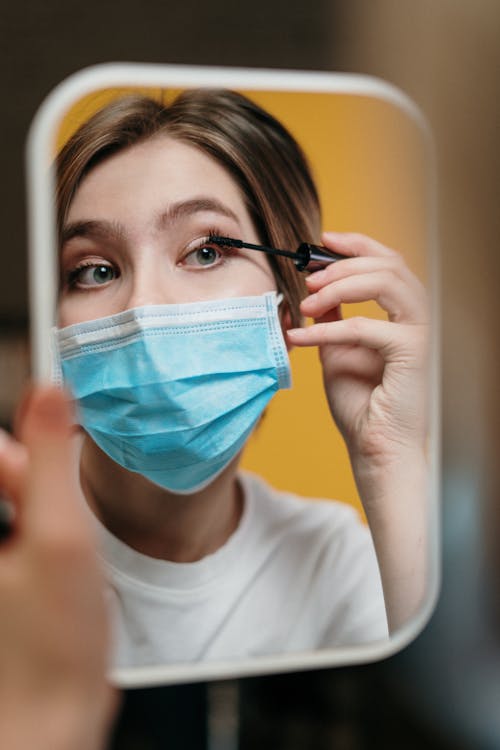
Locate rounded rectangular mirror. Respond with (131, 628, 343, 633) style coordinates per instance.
(26, 63, 439, 687)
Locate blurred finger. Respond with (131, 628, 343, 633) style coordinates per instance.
(12, 384, 35, 441)
(0, 497, 15, 543)
(0, 428, 27, 503)
(21, 387, 86, 538)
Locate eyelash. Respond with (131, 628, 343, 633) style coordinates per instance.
(63, 261, 117, 291)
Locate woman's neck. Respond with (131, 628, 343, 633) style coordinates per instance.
(79, 436, 243, 563)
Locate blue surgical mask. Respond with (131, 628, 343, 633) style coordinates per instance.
(52, 292, 291, 494)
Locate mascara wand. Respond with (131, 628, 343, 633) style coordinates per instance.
(209, 236, 345, 272)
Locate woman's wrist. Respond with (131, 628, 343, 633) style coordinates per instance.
(350, 446, 429, 632)
(349, 442, 428, 508)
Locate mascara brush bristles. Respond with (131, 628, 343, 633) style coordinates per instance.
(209, 235, 301, 262)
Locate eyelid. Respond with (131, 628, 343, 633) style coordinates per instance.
(184, 233, 224, 252)
(61, 247, 116, 270)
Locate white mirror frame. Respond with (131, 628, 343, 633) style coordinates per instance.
(26, 63, 440, 687)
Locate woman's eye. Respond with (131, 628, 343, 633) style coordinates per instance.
(183, 245, 222, 267)
(68, 263, 117, 288)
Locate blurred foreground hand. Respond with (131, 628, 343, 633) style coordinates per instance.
(0, 386, 117, 750)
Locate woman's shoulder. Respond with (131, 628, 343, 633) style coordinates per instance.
(239, 471, 367, 542)
(238, 472, 381, 612)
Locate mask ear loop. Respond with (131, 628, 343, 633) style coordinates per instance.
(275, 292, 293, 337)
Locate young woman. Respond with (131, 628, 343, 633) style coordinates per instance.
(52, 89, 428, 668)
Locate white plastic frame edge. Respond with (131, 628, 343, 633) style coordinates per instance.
(25, 62, 440, 688)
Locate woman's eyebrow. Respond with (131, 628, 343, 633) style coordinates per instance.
(61, 219, 126, 246)
(61, 198, 240, 246)
(156, 198, 241, 229)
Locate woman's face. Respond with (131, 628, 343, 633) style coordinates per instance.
(59, 135, 276, 327)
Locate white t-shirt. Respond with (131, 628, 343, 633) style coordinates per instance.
(94, 472, 388, 669)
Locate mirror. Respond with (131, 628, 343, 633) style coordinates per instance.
(26, 64, 439, 687)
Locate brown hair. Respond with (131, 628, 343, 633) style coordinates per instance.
(56, 89, 322, 326)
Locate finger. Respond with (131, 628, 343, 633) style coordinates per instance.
(12, 384, 35, 440)
(20, 386, 86, 539)
(0, 430, 27, 544)
(321, 343, 384, 382)
(321, 231, 399, 259)
(287, 317, 425, 360)
(305, 254, 422, 292)
(301, 271, 427, 324)
(0, 428, 27, 503)
(0, 497, 15, 543)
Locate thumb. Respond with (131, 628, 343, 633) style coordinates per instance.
(20, 386, 85, 536)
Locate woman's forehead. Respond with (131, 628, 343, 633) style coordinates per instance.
(67, 136, 249, 227)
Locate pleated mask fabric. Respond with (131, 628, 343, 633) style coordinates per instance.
(52, 292, 291, 493)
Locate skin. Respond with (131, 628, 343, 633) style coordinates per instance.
(289, 231, 429, 630)
(59, 135, 279, 563)
(0, 387, 117, 750)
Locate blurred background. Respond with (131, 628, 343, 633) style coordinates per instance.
(1, 1, 499, 747)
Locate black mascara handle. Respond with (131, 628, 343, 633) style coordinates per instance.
(295, 243, 346, 272)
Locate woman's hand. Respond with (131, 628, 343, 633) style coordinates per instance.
(287, 231, 428, 474)
(287, 231, 430, 631)
(0, 386, 117, 750)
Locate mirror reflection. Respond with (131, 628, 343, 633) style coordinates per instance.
(50, 83, 430, 670)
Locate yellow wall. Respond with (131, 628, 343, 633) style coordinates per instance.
(57, 87, 429, 518)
